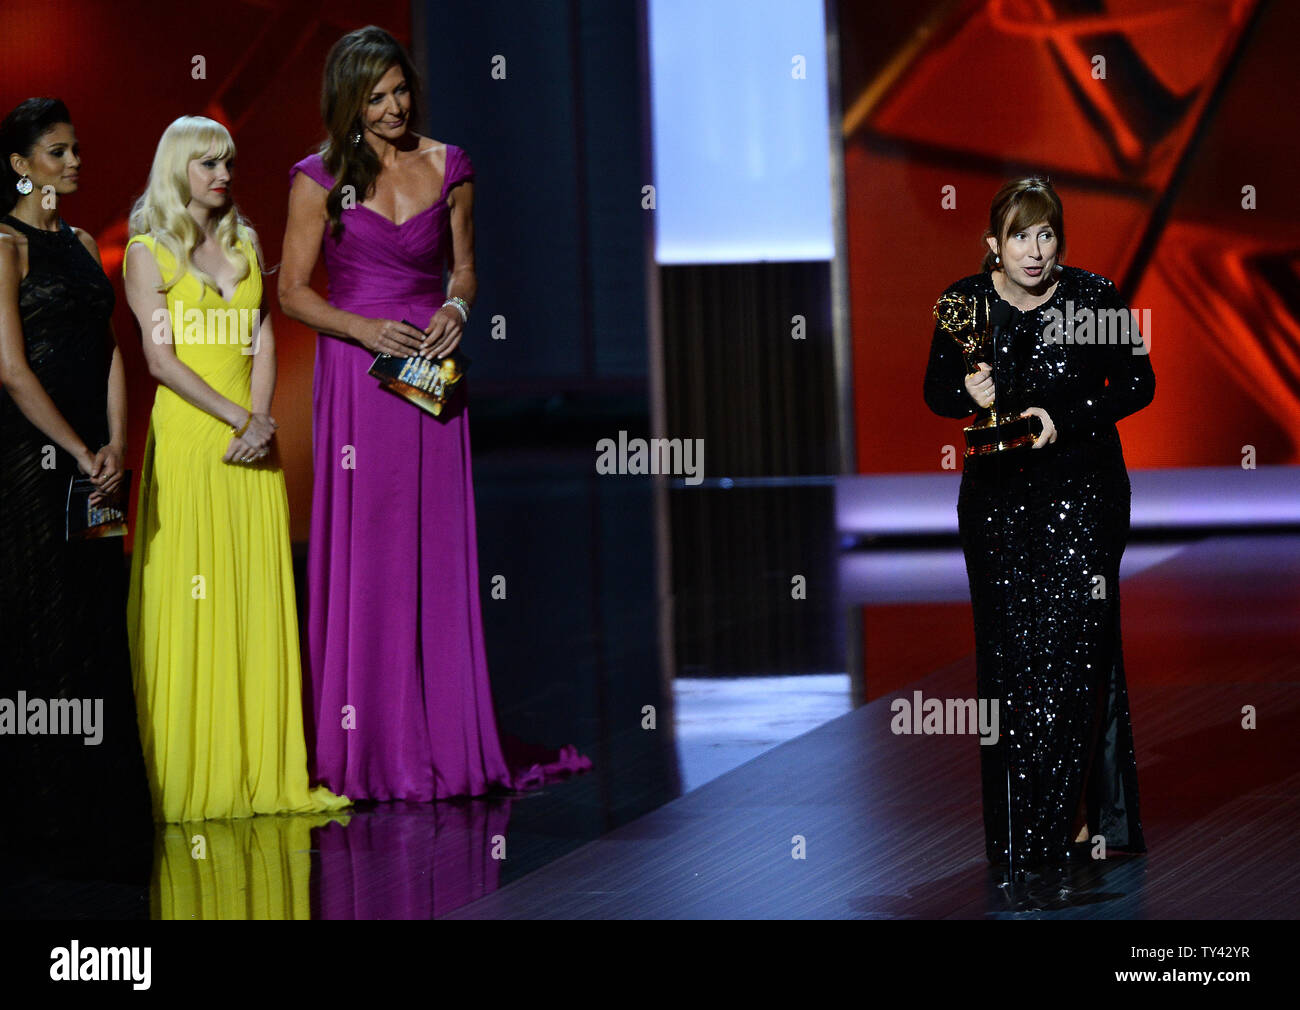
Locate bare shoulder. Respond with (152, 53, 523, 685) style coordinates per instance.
(288, 168, 329, 228)
(124, 237, 155, 261)
(124, 239, 163, 283)
(72, 226, 103, 263)
(0, 231, 19, 267)
(411, 133, 447, 168)
(0, 230, 24, 280)
(413, 133, 443, 154)
(290, 165, 328, 195)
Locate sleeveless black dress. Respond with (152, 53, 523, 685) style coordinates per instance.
(923, 265, 1154, 872)
(0, 214, 153, 896)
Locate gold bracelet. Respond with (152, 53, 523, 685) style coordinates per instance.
(232, 412, 252, 438)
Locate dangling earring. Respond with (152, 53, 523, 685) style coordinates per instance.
(352, 128, 363, 146)
(994, 254, 1001, 265)
(16, 174, 33, 195)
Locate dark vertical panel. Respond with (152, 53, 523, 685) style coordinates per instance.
(669, 484, 844, 677)
(578, 0, 651, 378)
(661, 259, 842, 677)
(661, 261, 839, 477)
(420, 0, 649, 395)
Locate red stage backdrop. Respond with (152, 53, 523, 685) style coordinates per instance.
(0, 0, 411, 545)
(839, 0, 1300, 474)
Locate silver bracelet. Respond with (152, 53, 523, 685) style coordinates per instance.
(442, 296, 469, 323)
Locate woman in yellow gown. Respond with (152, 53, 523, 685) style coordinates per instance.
(123, 115, 349, 822)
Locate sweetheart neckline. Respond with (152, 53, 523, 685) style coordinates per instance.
(337, 143, 454, 228)
(351, 197, 445, 229)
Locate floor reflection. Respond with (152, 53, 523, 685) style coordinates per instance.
(154, 812, 349, 920)
(151, 798, 547, 920)
(313, 801, 515, 919)
(11, 470, 855, 919)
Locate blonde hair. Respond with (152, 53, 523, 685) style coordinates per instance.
(127, 115, 253, 295)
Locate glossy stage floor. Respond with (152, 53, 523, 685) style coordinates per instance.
(4, 453, 1298, 919)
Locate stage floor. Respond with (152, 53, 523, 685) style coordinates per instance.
(443, 531, 1300, 919)
(4, 459, 1296, 919)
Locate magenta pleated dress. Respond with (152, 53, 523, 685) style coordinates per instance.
(290, 144, 589, 801)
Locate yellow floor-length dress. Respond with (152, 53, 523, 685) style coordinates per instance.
(125, 229, 349, 823)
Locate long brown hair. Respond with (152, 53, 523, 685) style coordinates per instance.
(318, 25, 423, 239)
(980, 177, 1066, 272)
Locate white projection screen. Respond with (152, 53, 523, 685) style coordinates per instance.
(648, 0, 834, 264)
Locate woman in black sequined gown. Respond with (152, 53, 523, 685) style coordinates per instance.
(923, 178, 1153, 875)
(0, 99, 152, 896)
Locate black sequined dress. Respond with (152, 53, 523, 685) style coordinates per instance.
(923, 265, 1154, 869)
(0, 214, 153, 892)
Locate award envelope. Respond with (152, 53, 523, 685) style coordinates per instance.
(367, 319, 471, 420)
(66, 469, 132, 541)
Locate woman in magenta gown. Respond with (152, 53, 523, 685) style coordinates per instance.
(280, 26, 588, 802)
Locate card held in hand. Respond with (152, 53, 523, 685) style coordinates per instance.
(368, 319, 471, 421)
(66, 469, 131, 541)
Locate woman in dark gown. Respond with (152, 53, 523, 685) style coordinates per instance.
(0, 98, 153, 896)
(923, 177, 1154, 879)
